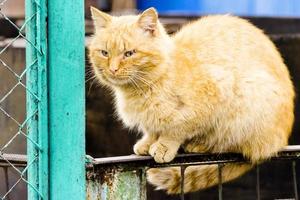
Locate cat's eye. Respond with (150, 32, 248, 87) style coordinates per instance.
(124, 50, 136, 58)
(101, 50, 109, 57)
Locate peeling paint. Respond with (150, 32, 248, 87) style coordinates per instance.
(87, 167, 146, 200)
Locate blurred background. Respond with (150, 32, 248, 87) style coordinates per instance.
(1, 0, 300, 199)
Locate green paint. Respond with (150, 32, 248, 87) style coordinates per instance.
(26, 0, 48, 199)
(48, 0, 85, 199)
(87, 168, 146, 200)
(113, 170, 146, 200)
(26, 0, 38, 197)
(36, 0, 48, 199)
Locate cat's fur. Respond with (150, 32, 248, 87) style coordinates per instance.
(89, 7, 295, 194)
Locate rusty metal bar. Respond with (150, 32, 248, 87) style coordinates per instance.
(90, 145, 300, 169)
(3, 166, 10, 200)
(0, 153, 27, 167)
(180, 166, 186, 200)
(1, 146, 299, 169)
(292, 161, 299, 200)
(218, 164, 223, 200)
(256, 166, 261, 200)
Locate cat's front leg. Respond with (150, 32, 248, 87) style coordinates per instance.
(134, 134, 158, 155)
(149, 135, 181, 163)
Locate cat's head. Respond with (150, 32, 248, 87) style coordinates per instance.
(89, 7, 172, 87)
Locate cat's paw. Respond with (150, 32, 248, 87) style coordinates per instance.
(133, 140, 151, 155)
(149, 141, 178, 163)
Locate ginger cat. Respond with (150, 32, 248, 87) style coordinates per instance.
(89, 7, 295, 194)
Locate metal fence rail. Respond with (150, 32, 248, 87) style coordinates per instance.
(0, 0, 47, 199)
(0, 0, 85, 199)
(86, 145, 300, 200)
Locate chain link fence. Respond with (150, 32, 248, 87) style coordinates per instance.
(0, 0, 46, 199)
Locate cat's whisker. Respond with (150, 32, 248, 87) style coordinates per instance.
(129, 77, 148, 98)
(133, 80, 148, 98)
(87, 78, 96, 96)
(86, 69, 94, 76)
(85, 75, 97, 83)
(133, 73, 156, 88)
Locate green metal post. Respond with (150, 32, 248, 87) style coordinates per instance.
(26, 0, 48, 199)
(48, 0, 86, 199)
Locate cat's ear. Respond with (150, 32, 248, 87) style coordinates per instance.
(90, 6, 111, 31)
(137, 7, 158, 35)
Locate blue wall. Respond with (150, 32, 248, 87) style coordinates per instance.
(137, 0, 300, 17)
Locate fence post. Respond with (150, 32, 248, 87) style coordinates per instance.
(26, 0, 48, 199)
(48, 0, 86, 199)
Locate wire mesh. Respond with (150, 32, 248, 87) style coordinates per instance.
(180, 166, 186, 200)
(0, 0, 45, 199)
(256, 165, 261, 200)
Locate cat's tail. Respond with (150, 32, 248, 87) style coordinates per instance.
(147, 163, 252, 194)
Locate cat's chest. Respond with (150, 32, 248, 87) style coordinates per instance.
(114, 90, 172, 130)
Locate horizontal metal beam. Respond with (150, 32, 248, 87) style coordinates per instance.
(0, 153, 27, 167)
(2, 145, 300, 169)
(88, 145, 300, 169)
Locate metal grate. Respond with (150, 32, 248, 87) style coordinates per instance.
(87, 145, 300, 200)
(0, 0, 47, 199)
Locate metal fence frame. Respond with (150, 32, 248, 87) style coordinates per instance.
(0, 0, 86, 199)
(28, 0, 86, 198)
(86, 145, 300, 200)
(26, 0, 48, 199)
(30, 0, 86, 198)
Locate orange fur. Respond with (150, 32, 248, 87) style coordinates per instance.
(89, 7, 295, 194)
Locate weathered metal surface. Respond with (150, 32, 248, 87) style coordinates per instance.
(87, 167, 146, 200)
(25, 0, 48, 198)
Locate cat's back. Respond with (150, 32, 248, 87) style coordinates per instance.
(173, 15, 266, 49)
(172, 15, 291, 85)
(173, 15, 274, 58)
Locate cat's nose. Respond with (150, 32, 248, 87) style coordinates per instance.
(109, 66, 119, 75)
